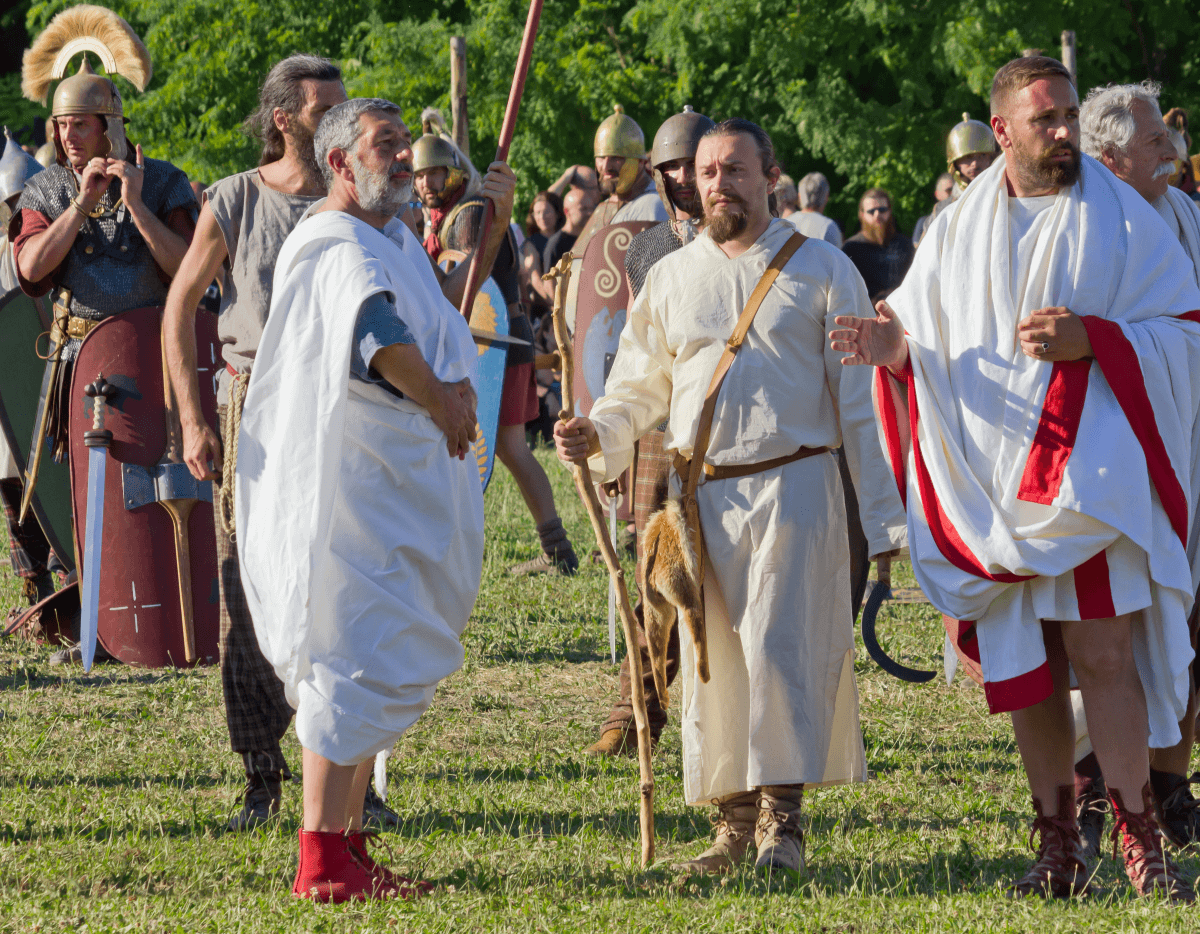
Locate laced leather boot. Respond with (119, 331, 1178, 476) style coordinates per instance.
(754, 785, 805, 873)
(1008, 785, 1091, 898)
(675, 791, 758, 874)
(1110, 783, 1195, 902)
(509, 517, 579, 576)
(1150, 769, 1200, 849)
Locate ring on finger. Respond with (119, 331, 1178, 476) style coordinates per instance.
(1040, 341, 1050, 353)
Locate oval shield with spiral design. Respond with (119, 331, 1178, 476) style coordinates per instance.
(570, 221, 654, 520)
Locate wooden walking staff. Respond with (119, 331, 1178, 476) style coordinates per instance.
(456, 0, 545, 320)
(544, 253, 655, 867)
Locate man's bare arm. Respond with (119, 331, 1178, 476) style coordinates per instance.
(163, 204, 229, 481)
(15, 158, 109, 283)
(370, 343, 477, 458)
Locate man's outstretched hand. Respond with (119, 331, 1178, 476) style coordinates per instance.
(554, 416, 600, 466)
(829, 299, 908, 371)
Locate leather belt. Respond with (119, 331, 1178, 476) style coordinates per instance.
(49, 314, 100, 342)
(673, 445, 830, 482)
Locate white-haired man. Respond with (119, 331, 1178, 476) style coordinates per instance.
(786, 171, 842, 247)
(1069, 79, 1200, 855)
(831, 56, 1200, 900)
(236, 98, 485, 902)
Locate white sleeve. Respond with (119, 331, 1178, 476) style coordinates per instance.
(823, 252, 908, 556)
(585, 273, 674, 482)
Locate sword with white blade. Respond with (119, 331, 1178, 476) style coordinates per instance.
(80, 376, 116, 672)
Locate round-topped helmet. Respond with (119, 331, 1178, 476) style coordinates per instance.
(945, 112, 997, 189)
(649, 105, 714, 219)
(594, 104, 646, 196)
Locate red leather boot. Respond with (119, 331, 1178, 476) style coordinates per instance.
(291, 829, 399, 902)
(1110, 783, 1195, 902)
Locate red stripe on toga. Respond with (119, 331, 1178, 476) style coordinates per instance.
(1073, 549, 1116, 620)
(983, 661, 1054, 714)
(1080, 316, 1188, 545)
(874, 365, 908, 507)
(906, 363, 1035, 584)
(1017, 360, 1091, 504)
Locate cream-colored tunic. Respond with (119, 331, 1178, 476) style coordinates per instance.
(587, 219, 907, 803)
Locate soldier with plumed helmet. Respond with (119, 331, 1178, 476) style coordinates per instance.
(11, 6, 196, 470)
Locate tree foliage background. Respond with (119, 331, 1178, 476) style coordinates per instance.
(5, 0, 1199, 232)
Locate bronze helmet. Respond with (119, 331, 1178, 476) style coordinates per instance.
(649, 105, 714, 219)
(594, 105, 645, 196)
(945, 112, 997, 189)
(411, 132, 466, 194)
(21, 6, 153, 166)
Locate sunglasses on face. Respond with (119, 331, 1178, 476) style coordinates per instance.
(864, 206, 890, 215)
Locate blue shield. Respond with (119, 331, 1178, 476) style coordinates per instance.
(466, 277, 508, 490)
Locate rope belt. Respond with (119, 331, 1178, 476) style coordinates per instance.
(673, 445, 829, 482)
(218, 362, 249, 541)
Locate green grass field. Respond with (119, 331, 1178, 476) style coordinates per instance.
(0, 446, 1196, 932)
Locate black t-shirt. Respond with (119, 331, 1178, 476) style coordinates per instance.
(542, 229, 578, 274)
(842, 231, 915, 300)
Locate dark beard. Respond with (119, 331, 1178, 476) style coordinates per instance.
(664, 177, 702, 217)
(703, 191, 750, 243)
(292, 122, 324, 189)
(1015, 139, 1081, 190)
(705, 211, 748, 244)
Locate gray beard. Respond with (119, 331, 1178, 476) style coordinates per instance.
(351, 155, 413, 215)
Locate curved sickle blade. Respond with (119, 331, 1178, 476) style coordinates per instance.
(860, 580, 936, 683)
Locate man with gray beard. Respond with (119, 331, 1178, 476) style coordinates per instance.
(163, 56, 513, 831)
(1070, 79, 1200, 855)
(237, 97, 484, 903)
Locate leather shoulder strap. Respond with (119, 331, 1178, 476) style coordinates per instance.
(686, 231, 806, 498)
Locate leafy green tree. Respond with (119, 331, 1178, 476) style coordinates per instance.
(11, 0, 1200, 233)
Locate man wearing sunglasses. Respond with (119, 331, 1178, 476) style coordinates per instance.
(842, 188, 914, 300)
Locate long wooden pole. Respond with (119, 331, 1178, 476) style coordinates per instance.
(457, 0, 544, 319)
(1060, 30, 1077, 87)
(545, 253, 655, 867)
(450, 36, 469, 157)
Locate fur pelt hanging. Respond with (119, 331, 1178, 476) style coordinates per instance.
(22, 4, 152, 104)
(641, 500, 708, 707)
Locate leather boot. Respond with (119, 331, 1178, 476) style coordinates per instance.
(1150, 769, 1200, 849)
(754, 785, 805, 872)
(1008, 785, 1091, 898)
(675, 791, 758, 874)
(510, 518, 579, 576)
(291, 829, 398, 902)
(1111, 782, 1195, 902)
(229, 751, 285, 831)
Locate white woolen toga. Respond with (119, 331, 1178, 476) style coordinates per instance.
(587, 219, 907, 803)
(236, 210, 484, 766)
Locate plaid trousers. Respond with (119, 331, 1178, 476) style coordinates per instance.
(0, 477, 52, 579)
(215, 407, 293, 772)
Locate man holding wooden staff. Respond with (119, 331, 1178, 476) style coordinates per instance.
(555, 119, 906, 874)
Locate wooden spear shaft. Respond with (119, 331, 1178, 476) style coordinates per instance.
(457, 0, 544, 320)
(545, 253, 655, 867)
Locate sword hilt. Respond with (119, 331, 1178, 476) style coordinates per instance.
(84, 375, 116, 448)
